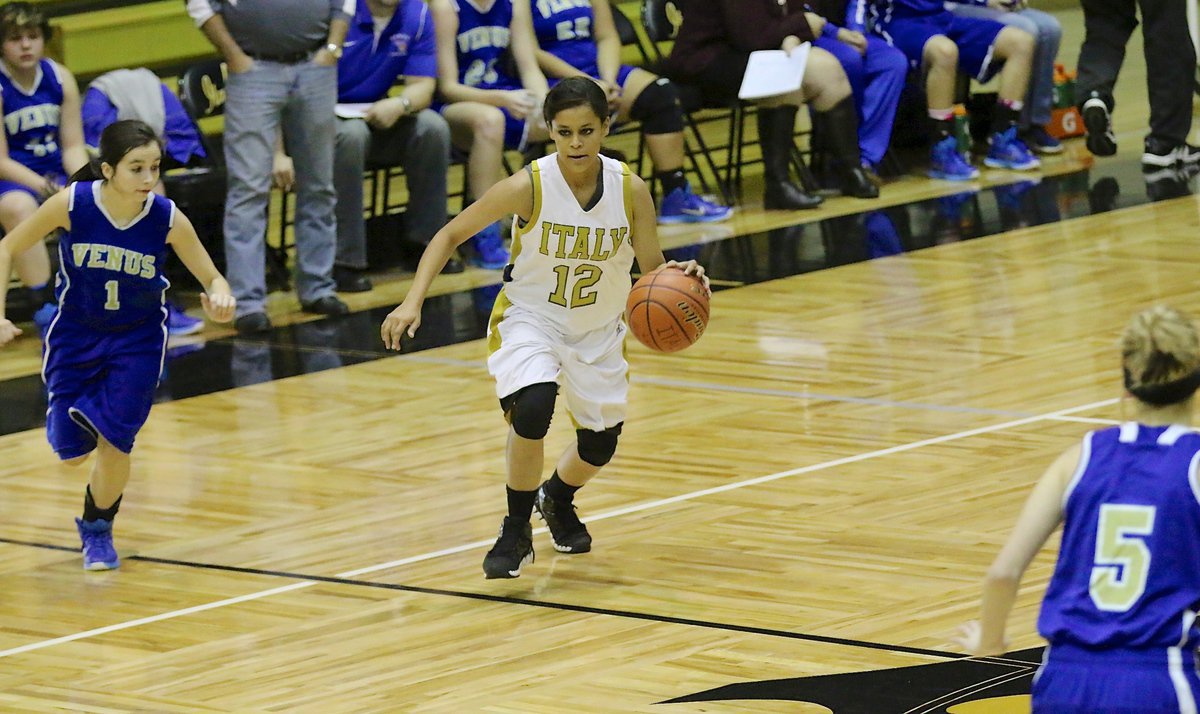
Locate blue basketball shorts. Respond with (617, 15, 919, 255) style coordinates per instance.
(878, 11, 1006, 81)
(1033, 643, 1200, 713)
(42, 321, 166, 458)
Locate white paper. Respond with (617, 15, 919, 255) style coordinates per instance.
(737, 45, 810, 101)
(335, 103, 373, 119)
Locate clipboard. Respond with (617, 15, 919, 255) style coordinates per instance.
(737, 45, 811, 101)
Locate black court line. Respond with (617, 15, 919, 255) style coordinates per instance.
(0, 534, 970, 662)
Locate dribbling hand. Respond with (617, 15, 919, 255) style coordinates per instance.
(381, 302, 421, 350)
(952, 620, 1008, 656)
(0, 317, 22, 346)
(663, 259, 711, 295)
(200, 292, 236, 323)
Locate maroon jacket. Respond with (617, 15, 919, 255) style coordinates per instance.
(662, 0, 815, 81)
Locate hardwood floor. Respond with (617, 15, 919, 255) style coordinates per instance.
(2, 5, 1199, 711)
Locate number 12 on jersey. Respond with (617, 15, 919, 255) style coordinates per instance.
(548, 263, 601, 308)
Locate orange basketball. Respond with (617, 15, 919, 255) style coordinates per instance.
(625, 266, 710, 352)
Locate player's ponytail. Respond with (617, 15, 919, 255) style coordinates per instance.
(67, 159, 103, 185)
(1121, 305, 1200, 406)
(69, 120, 164, 185)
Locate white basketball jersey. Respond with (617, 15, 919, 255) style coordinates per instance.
(504, 153, 636, 335)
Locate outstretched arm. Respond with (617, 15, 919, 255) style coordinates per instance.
(166, 209, 235, 322)
(0, 190, 71, 343)
(956, 441, 1081, 655)
(381, 171, 534, 348)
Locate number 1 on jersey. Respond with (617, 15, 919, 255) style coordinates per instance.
(103, 280, 120, 311)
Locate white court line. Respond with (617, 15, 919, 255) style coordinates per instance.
(1046, 415, 1121, 426)
(0, 396, 1118, 660)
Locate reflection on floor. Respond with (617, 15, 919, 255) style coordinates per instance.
(1, 158, 1195, 437)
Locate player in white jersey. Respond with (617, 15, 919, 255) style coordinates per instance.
(382, 76, 707, 579)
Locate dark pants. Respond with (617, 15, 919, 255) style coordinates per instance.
(1077, 0, 1194, 144)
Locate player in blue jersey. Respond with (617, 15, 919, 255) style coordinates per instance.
(957, 304, 1200, 712)
(0, 120, 236, 570)
(0, 3, 88, 337)
(431, 0, 550, 269)
(530, 0, 736, 222)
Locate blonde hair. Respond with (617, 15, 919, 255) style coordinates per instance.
(1121, 305, 1200, 392)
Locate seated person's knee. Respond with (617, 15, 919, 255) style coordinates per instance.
(502, 382, 558, 440)
(629, 78, 683, 135)
(576, 423, 622, 467)
(923, 36, 958, 69)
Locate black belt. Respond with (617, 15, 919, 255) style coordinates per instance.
(245, 47, 316, 64)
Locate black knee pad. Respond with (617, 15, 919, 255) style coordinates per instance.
(629, 78, 684, 135)
(501, 382, 558, 440)
(576, 423, 623, 466)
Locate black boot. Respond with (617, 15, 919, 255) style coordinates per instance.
(813, 97, 878, 199)
(757, 105, 823, 210)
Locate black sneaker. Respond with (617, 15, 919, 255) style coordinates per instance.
(1081, 97, 1116, 157)
(1143, 137, 1200, 167)
(482, 517, 534, 579)
(535, 484, 592, 553)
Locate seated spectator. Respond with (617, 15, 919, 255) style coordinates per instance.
(274, 0, 459, 291)
(0, 2, 88, 337)
(531, 0, 731, 223)
(662, 0, 878, 211)
(947, 0, 1063, 154)
(430, 0, 549, 269)
(852, 0, 1041, 179)
(808, 0, 908, 184)
(82, 67, 210, 335)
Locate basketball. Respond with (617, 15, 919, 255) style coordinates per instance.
(625, 266, 710, 352)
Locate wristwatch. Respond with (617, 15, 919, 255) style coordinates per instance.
(399, 96, 413, 115)
(325, 42, 343, 59)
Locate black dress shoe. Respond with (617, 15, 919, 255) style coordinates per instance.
(300, 295, 350, 316)
(235, 312, 272, 335)
(333, 265, 372, 293)
(764, 180, 823, 210)
(842, 166, 880, 199)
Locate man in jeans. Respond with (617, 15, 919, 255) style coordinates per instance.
(274, 0, 460, 293)
(187, 0, 352, 335)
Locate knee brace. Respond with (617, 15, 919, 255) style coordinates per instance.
(576, 423, 623, 466)
(629, 78, 684, 135)
(501, 382, 558, 440)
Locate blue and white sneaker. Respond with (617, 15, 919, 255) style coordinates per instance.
(658, 184, 733, 224)
(75, 517, 120, 570)
(32, 302, 56, 341)
(928, 136, 980, 181)
(469, 222, 509, 270)
(985, 126, 1041, 171)
(1022, 125, 1063, 155)
(166, 300, 203, 336)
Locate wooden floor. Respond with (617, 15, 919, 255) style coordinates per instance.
(3, 8, 1200, 712)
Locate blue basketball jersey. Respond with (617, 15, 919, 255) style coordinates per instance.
(532, 0, 600, 77)
(0, 58, 65, 176)
(452, 0, 521, 90)
(51, 181, 173, 332)
(1038, 423, 1200, 650)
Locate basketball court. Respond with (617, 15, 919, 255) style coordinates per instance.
(1, 6, 1199, 711)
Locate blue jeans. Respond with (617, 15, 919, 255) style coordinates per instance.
(223, 59, 338, 316)
(334, 110, 451, 269)
(947, 4, 1062, 126)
